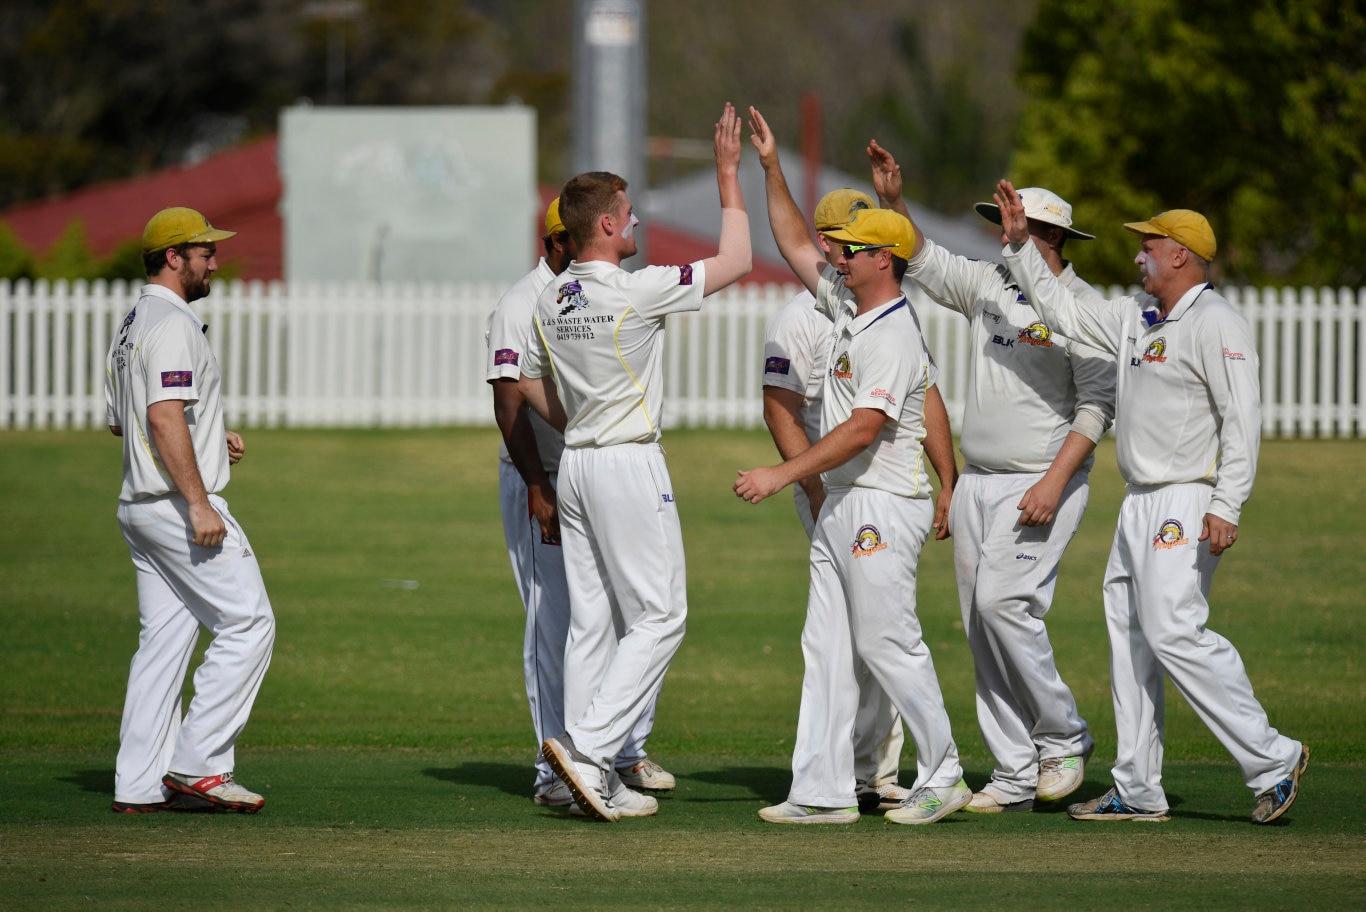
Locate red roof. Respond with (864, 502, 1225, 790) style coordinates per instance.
(2, 135, 791, 285)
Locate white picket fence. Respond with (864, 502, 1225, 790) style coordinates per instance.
(2, 278, 1362, 437)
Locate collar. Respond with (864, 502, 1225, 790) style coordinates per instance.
(849, 296, 908, 334)
(141, 283, 208, 334)
(1143, 282, 1211, 326)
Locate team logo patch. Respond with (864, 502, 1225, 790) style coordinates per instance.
(832, 352, 852, 379)
(1142, 337, 1168, 363)
(678, 264, 694, 286)
(160, 370, 193, 388)
(852, 524, 888, 558)
(765, 356, 792, 375)
(493, 348, 519, 366)
(1017, 321, 1055, 347)
(556, 280, 589, 315)
(1152, 518, 1189, 550)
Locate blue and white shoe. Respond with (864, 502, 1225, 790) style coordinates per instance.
(1252, 744, 1310, 824)
(1067, 786, 1169, 822)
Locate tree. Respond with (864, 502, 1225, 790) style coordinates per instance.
(1011, 0, 1366, 286)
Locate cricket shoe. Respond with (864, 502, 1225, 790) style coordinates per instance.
(615, 757, 676, 791)
(570, 770, 658, 819)
(855, 779, 912, 813)
(885, 779, 972, 825)
(1067, 787, 1169, 822)
(542, 733, 620, 823)
(1252, 744, 1310, 825)
(110, 792, 216, 815)
(162, 771, 265, 813)
(533, 781, 573, 807)
(965, 782, 1034, 814)
(758, 801, 859, 824)
(1037, 754, 1088, 801)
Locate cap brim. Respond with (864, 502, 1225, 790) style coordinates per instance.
(188, 228, 237, 245)
(976, 201, 1094, 240)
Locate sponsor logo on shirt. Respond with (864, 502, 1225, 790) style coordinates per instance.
(1016, 553, 1039, 561)
(1223, 347, 1246, 361)
(678, 264, 694, 286)
(662, 493, 675, 504)
(161, 370, 193, 388)
(1017, 321, 1055, 348)
(869, 387, 898, 407)
(556, 280, 589, 315)
(991, 334, 1015, 349)
(852, 524, 888, 558)
(765, 356, 792, 375)
(832, 352, 853, 379)
(1152, 518, 1189, 550)
(984, 309, 1003, 323)
(494, 348, 519, 366)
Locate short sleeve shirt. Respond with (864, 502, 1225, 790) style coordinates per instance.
(485, 258, 565, 472)
(762, 290, 829, 445)
(105, 284, 229, 502)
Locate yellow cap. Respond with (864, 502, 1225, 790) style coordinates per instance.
(820, 208, 916, 260)
(1124, 209, 1217, 261)
(141, 207, 236, 255)
(544, 197, 566, 236)
(813, 188, 874, 232)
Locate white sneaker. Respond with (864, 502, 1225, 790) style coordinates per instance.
(884, 779, 972, 825)
(162, 771, 264, 813)
(571, 771, 658, 818)
(1037, 756, 1086, 801)
(533, 781, 573, 807)
(615, 757, 676, 791)
(758, 801, 859, 824)
(965, 783, 1034, 814)
(542, 734, 620, 822)
(855, 780, 912, 812)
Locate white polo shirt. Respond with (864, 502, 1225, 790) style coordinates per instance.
(105, 284, 229, 503)
(485, 257, 564, 473)
(1004, 242, 1260, 524)
(907, 237, 1115, 473)
(523, 258, 707, 449)
(814, 266, 933, 499)
(762, 290, 829, 445)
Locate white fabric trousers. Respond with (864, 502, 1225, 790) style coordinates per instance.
(792, 484, 904, 787)
(789, 487, 962, 807)
(949, 469, 1093, 800)
(498, 462, 656, 792)
(1105, 483, 1302, 811)
(557, 444, 686, 771)
(114, 494, 275, 804)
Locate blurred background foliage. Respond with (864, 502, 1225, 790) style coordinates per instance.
(0, 0, 1361, 285)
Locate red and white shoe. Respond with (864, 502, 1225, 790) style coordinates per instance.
(163, 771, 265, 813)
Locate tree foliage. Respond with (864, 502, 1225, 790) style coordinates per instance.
(1011, 0, 1366, 286)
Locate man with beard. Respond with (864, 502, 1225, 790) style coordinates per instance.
(106, 208, 276, 814)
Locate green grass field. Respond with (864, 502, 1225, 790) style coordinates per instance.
(2, 428, 1363, 909)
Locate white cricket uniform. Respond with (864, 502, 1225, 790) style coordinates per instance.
(105, 284, 275, 805)
(521, 258, 706, 771)
(485, 259, 656, 796)
(1005, 241, 1302, 811)
(907, 238, 1115, 801)
(763, 290, 905, 788)
(788, 266, 963, 808)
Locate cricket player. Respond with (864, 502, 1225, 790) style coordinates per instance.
(486, 198, 674, 808)
(995, 180, 1308, 824)
(520, 103, 753, 822)
(866, 141, 1114, 812)
(106, 207, 275, 814)
(737, 106, 968, 826)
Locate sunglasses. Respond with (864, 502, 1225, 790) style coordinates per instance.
(839, 243, 894, 258)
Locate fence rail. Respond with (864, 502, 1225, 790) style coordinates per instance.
(2, 278, 1362, 437)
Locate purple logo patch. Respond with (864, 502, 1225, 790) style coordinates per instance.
(160, 370, 193, 388)
(494, 348, 519, 366)
(678, 264, 694, 286)
(765, 357, 792, 375)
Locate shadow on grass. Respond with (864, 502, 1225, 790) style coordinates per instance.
(423, 762, 529, 799)
(686, 765, 793, 802)
(58, 768, 114, 795)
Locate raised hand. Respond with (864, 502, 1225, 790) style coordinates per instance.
(867, 139, 903, 204)
(993, 178, 1029, 246)
(747, 105, 779, 168)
